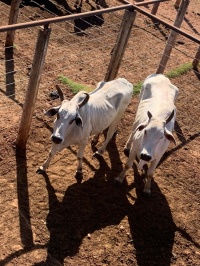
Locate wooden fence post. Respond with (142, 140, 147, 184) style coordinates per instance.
(105, 9, 136, 81)
(151, 2, 160, 15)
(5, 0, 22, 47)
(192, 46, 200, 70)
(16, 26, 51, 149)
(156, 0, 190, 74)
(174, 0, 182, 9)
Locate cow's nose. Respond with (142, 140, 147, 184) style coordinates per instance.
(140, 153, 151, 162)
(51, 136, 62, 144)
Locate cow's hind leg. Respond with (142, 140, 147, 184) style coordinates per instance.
(95, 110, 127, 156)
(95, 120, 118, 156)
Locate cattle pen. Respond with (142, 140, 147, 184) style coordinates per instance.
(0, 0, 200, 265)
(0, 0, 199, 148)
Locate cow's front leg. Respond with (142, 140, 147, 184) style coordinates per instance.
(124, 131, 134, 157)
(143, 159, 158, 195)
(115, 147, 136, 183)
(76, 140, 87, 174)
(37, 143, 61, 174)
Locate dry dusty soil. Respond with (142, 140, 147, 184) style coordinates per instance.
(0, 0, 200, 265)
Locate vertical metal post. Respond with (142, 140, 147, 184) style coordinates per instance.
(105, 9, 136, 81)
(16, 26, 51, 149)
(156, 0, 190, 74)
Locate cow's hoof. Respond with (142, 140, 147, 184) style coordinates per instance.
(75, 171, 83, 184)
(143, 189, 151, 197)
(114, 177, 123, 186)
(93, 150, 103, 157)
(36, 167, 46, 175)
(124, 148, 130, 157)
(91, 140, 98, 147)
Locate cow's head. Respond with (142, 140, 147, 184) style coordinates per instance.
(134, 110, 176, 163)
(45, 86, 89, 145)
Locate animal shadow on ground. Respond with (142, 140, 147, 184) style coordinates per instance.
(74, 3, 104, 35)
(33, 133, 176, 265)
(127, 164, 176, 266)
(20, 0, 76, 15)
(0, 46, 23, 107)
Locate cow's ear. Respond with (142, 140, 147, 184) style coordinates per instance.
(44, 106, 60, 117)
(164, 128, 176, 145)
(75, 113, 83, 128)
(165, 109, 175, 124)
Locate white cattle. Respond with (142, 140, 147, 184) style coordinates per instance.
(37, 78, 133, 176)
(116, 74, 179, 195)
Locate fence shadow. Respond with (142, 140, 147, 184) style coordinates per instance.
(0, 148, 36, 264)
(15, 147, 34, 248)
(5, 46, 15, 99)
(183, 15, 199, 36)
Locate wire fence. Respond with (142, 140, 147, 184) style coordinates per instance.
(0, 0, 199, 162)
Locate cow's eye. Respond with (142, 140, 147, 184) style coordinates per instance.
(57, 113, 60, 120)
(138, 125, 145, 131)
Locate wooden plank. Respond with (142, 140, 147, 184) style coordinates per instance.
(151, 3, 160, 15)
(156, 0, 190, 74)
(192, 46, 200, 70)
(5, 0, 22, 47)
(105, 9, 137, 81)
(16, 27, 51, 149)
(174, 0, 182, 9)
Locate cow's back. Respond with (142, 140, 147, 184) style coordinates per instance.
(91, 78, 133, 99)
(140, 74, 179, 102)
(133, 74, 178, 131)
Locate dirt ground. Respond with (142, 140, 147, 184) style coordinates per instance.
(0, 0, 200, 265)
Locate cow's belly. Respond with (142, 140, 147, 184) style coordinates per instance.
(90, 110, 117, 135)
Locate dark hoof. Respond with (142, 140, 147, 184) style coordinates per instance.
(36, 168, 46, 175)
(114, 178, 123, 187)
(92, 151, 103, 159)
(91, 140, 98, 147)
(75, 172, 83, 184)
(143, 191, 151, 198)
(124, 148, 130, 157)
(112, 130, 118, 138)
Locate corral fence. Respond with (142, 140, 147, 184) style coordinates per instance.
(0, 0, 199, 149)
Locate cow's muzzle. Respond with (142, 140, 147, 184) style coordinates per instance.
(140, 153, 151, 162)
(51, 135, 62, 144)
